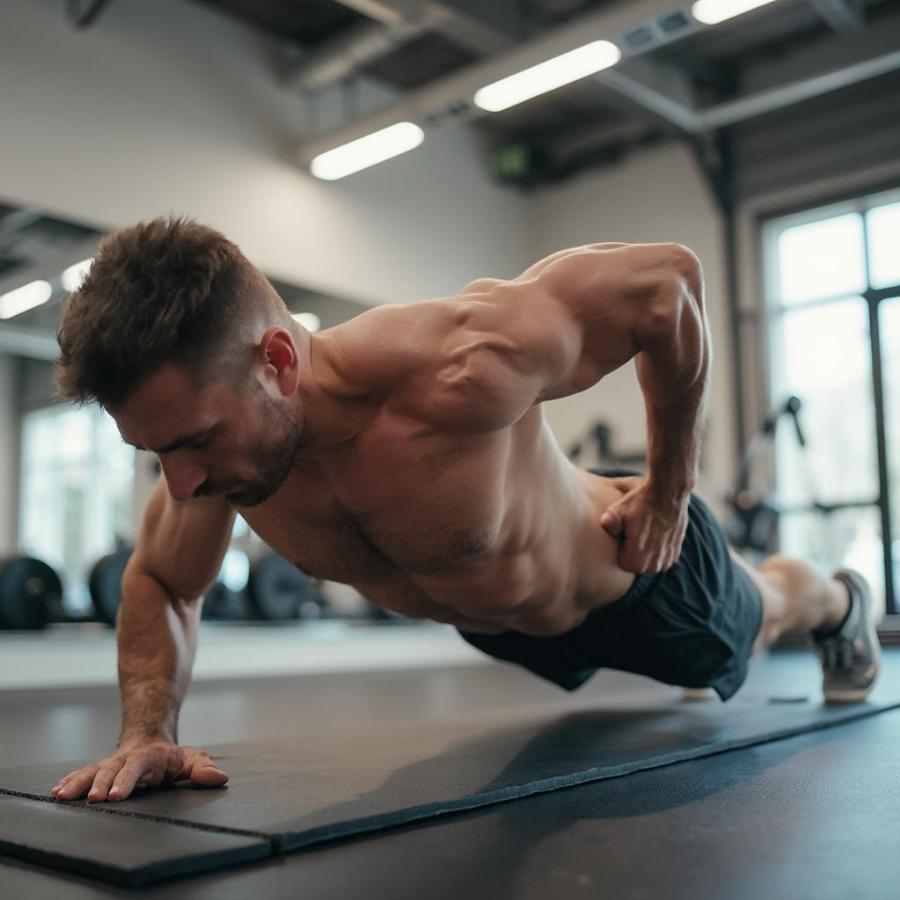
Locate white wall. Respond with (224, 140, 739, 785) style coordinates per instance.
(532, 142, 735, 512)
(0, 0, 530, 305)
(0, 0, 738, 524)
(0, 0, 534, 556)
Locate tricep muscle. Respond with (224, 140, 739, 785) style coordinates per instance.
(409, 242, 701, 432)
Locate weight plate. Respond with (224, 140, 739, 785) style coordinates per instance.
(89, 547, 133, 627)
(246, 554, 320, 621)
(0, 556, 61, 630)
(202, 582, 249, 621)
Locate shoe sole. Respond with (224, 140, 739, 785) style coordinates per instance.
(825, 683, 879, 703)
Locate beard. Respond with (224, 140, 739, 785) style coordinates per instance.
(223, 393, 304, 508)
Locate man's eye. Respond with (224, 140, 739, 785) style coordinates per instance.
(191, 436, 213, 450)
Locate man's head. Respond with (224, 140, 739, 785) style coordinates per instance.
(55, 217, 306, 506)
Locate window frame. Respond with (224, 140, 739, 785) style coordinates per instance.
(759, 185, 900, 625)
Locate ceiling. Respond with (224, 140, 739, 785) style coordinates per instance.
(4, 0, 899, 351)
(185, 0, 900, 186)
(0, 209, 101, 347)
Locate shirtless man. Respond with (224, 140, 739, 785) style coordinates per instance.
(49, 217, 880, 805)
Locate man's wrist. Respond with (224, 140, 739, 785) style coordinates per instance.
(645, 475, 694, 505)
(118, 728, 175, 749)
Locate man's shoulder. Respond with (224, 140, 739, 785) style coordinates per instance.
(328, 299, 456, 396)
(332, 292, 536, 428)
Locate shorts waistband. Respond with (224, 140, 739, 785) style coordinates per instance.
(592, 570, 664, 622)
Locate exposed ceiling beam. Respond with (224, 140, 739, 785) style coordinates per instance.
(288, 0, 514, 93)
(330, 0, 409, 27)
(600, 46, 900, 132)
(288, 16, 433, 93)
(0, 209, 42, 245)
(427, 7, 513, 56)
(807, 0, 864, 37)
(598, 70, 696, 130)
(742, 5, 900, 93)
(0, 323, 58, 361)
(297, 0, 900, 166)
(429, 0, 526, 42)
(698, 47, 900, 129)
(296, 0, 702, 163)
(597, 56, 699, 131)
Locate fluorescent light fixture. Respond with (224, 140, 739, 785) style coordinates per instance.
(310, 122, 425, 181)
(0, 280, 53, 320)
(61, 257, 94, 292)
(473, 40, 621, 113)
(292, 312, 321, 332)
(691, 0, 781, 25)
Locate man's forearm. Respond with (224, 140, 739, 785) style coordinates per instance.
(635, 293, 711, 501)
(643, 378, 708, 499)
(116, 570, 201, 746)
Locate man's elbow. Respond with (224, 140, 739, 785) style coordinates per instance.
(667, 244, 704, 305)
(639, 245, 704, 343)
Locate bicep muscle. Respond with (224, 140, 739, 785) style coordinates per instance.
(128, 476, 236, 601)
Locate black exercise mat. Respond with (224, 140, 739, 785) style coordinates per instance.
(2, 656, 899, 887)
(0, 793, 269, 887)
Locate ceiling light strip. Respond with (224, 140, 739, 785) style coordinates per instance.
(474, 40, 622, 113)
(0, 280, 53, 320)
(310, 122, 425, 181)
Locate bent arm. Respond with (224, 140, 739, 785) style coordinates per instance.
(420, 242, 706, 434)
(634, 257, 710, 501)
(543, 242, 711, 498)
(117, 477, 235, 747)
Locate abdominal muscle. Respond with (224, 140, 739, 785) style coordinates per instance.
(355, 463, 638, 638)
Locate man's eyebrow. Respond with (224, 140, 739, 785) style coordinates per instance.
(122, 427, 214, 454)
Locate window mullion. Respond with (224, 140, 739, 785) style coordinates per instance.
(862, 210, 897, 614)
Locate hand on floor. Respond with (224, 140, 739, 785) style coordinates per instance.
(50, 741, 229, 804)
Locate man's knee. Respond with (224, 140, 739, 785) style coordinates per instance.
(730, 549, 788, 645)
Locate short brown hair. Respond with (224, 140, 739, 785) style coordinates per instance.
(55, 216, 284, 407)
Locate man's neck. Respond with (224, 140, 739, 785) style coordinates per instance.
(293, 329, 380, 457)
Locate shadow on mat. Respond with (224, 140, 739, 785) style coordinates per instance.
(271, 708, 814, 900)
(269, 703, 813, 840)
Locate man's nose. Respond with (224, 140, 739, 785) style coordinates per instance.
(159, 455, 206, 502)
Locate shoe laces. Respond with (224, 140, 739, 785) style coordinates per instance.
(822, 637, 855, 671)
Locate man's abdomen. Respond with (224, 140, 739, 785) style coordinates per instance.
(355, 465, 639, 637)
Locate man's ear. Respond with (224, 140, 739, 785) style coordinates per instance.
(258, 327, 301, 395)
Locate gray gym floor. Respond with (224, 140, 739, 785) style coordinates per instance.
(2, 648, 898, 898)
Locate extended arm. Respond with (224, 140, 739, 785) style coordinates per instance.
(116, 478, 234, 746)
(52, 477, 236, 802)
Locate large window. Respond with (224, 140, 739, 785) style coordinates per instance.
(19, 405, 135, 613)
(764, 189, 900, 619)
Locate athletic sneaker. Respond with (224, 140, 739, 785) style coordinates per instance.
(812, 568, 881, 703)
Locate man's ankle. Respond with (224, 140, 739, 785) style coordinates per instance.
(813, 580, 852, 638)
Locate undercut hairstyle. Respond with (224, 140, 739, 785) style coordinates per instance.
(55, 216, 289, 408)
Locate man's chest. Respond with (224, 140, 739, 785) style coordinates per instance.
(241, 421, 513, 582)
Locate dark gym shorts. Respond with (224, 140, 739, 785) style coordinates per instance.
(458, 468, 765, 702)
